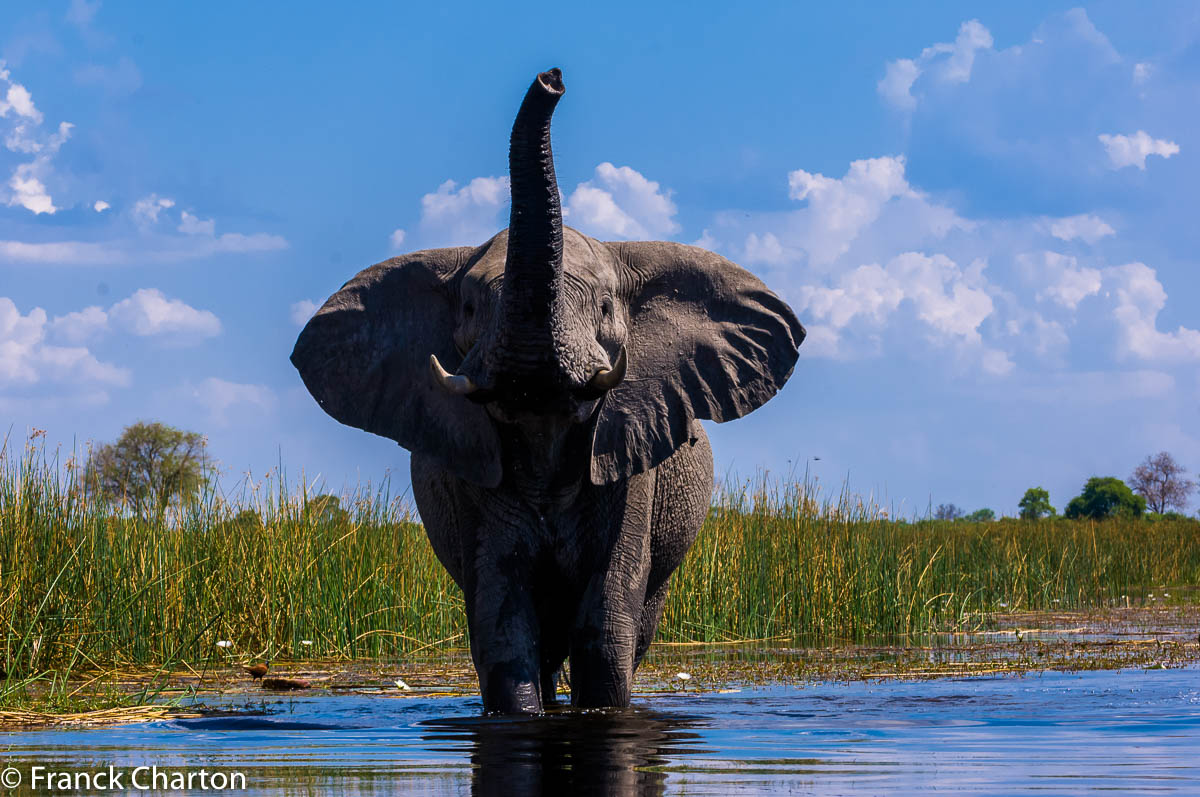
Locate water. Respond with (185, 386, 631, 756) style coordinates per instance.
(1, 667, 1197, 794)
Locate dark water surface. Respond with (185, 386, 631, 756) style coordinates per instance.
(1, 667, 1197, 794)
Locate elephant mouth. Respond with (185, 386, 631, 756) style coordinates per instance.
(429, 345, 627, 415)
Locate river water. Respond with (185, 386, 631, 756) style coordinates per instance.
(1, 666, 1197, 794)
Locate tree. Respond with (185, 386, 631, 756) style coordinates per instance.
(306, 494, 350, 525)
(965, 508, 995, 522)
(933, 503, 962, 520)
(1129, 452, 1195, 514)
(1018, 487, 1056, 520)
(85, 421, 212, 515)
(1063, 477, 1145, 520)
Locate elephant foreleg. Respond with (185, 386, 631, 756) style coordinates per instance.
(569, 499, 652, 708)
(467, 576, 544, 714)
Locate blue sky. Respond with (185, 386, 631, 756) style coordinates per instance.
(2, 1, 1198, 517)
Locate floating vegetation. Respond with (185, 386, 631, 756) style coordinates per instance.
(2, 605, 1194, 727)
(261, 677, 311, 691)
(0, 705, 203, 729)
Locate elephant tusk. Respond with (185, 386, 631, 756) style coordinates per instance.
(585, 345, 628, 393)
(429, 354, 478, 395)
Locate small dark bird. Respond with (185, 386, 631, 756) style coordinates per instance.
(244, 662, 270, 681)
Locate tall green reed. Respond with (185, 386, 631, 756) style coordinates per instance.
(1, 436, 462, 671)
(2, 438, 1198, 670)
(661, 475, 1200, 643)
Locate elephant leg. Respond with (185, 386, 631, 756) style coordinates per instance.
(634, 579, 671, 669)
(466, 574, 544, 714)
(415, 464, 548, 715)
(635, 424, 713, 669)
(569, 485, 653, 708)
(570, 600, 640, 708)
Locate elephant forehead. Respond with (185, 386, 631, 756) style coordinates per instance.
(563, 228, 620, 287)
(464, 227, 619, 293)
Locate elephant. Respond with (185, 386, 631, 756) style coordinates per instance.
(291, 68, 804, 713)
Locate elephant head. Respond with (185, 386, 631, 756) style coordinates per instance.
(292, 69, 804, 487)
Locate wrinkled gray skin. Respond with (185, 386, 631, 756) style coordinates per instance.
(292, 69, 804, 714)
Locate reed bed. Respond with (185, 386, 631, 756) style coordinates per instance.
(2, 439, 1198, 673)
(660, 477, 1200, 643)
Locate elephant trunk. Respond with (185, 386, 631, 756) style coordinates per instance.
(495, 68, 566, 377)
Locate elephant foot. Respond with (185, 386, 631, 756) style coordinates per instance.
(481, 663, 543, 714)
(568, 654, 633, 708)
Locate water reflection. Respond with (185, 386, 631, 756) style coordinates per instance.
(1, 668, 1197, 793)
(422, 707, 708, 796)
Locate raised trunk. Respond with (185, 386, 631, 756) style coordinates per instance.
(496, 68, 566, 377)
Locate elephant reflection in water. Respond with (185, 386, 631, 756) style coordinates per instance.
(293, 68, 804, 713)
(423, 707, 705, 796)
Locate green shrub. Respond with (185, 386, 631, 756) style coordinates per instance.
(1064, 477, 1146, 520)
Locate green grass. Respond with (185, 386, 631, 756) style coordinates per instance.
(3, 437, 1198, 684)
(662, 477, 1200, 643)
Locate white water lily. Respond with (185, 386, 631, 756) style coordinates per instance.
(676, 672, 692, 681)
(395, 678, 412, 691)
(301, 640, 313, 646)
(216, 640, 233, 648)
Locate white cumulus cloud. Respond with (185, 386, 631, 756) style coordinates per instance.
(132, 194, 176, 226)
(794, 252, 997, 366)
(8, 164, 57, 214)
(49, 305, 108, 343)
(187, 377, 275, 426)
(0, 81, 41, 122)
(108, 289, 221, 341)
(0, 297, 129, 391)
(877, 58, 920, 111)
(710, 154, 967, 277)
(290, 299, 319, 326)
(2, 64, 73, 214)
(565, 163, 679, 240)
(178, 211, 216, 236)
(1098, 131, 1179, 170)
(93, 200, 109, 212)
(877, 20, 993, 110)
(1047, 214, 1115, 244)
(1105, 262, 1200, 361)
(1024, 251, 1103, 310)
(418, 176, 509, 247)
(742, 232, 792, 267)
(785, 155, 915, 265)
(389, 228, 407, 250)
(0, 195, 287, 265)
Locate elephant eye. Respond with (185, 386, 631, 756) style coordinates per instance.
(600, 298, 613, 318)
(463, 302, 475, 318)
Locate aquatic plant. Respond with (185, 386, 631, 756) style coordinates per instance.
(2, 436, 1198, 676)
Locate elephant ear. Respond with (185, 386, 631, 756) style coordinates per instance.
(291, 247, 502, 488)
(591, 241, 805, 485)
